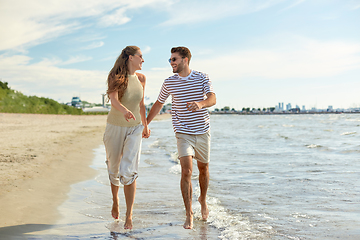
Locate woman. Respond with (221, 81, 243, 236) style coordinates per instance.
(103, 46, 150, 230)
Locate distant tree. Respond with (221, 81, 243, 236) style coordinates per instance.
(214, 108, 219, 111)
(246, 108, 250, 112)
(252, 108, 256, 111)
(231, 108, 235, 112)
(263, 108, 266, 111)
(257, 108, 261, 111)
(270, 107, 275, 112)
(0, 80, 10, 90)
(223, 106, 230, 111)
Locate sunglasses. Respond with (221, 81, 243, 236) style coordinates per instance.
(168, 57, 185, 63)
(134, 54, 143, 59)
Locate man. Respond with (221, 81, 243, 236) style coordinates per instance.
(146, 46, 216, 229)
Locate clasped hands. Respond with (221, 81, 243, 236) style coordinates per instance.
(123, 110, 150, 138)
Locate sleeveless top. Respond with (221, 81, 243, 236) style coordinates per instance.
(107, 74, 143, 127)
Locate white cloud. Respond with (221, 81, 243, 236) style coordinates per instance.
(99, 8, 131, 26)
(191, 37, 360, 80)
(279, 0, 306, 12)
(60, 56, 93, 65)
(75, 34, 107, 43)
(159, 0, 285, 26)
(140, 68, 172, 103)
(0, 0, 168, 52)
(142, 46, 152, 54)
(0, 54, 107, 103)
(82, 41, 105, 50)
(352, 4, 360, 10)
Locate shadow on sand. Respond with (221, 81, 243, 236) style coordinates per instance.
(0, 220, 214, 239)
(0, 223, 53, 238)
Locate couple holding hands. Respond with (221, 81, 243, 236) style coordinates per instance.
(103, 46, 216, 230)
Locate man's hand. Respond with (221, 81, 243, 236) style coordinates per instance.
(186, 101, 202, 112)
(142, 126, 150, 138)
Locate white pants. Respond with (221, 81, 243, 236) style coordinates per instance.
(103, 123, 143, 186)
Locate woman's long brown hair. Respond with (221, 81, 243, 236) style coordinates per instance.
(107, 46, 140, 101)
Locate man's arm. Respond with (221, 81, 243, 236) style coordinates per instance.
(146, 100, 164, 124)
(187, 92, 216, 112)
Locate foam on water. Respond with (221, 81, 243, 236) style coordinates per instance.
(193, 186, 275, 240)
(341, 131, 357, 135)
(305, 144, 322, 148)
(169, 164, 181, 175)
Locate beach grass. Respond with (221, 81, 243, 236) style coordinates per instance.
(0, 81, 106, 115)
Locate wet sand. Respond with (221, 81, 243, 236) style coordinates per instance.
(0, 113, 170, 237)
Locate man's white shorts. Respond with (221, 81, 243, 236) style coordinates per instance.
(175, 131, 211, 163)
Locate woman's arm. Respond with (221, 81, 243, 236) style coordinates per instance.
(136, 73, 150, 138)
(108, 91, 136, 122)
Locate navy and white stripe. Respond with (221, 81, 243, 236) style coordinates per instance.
(157, 70, 214, 134)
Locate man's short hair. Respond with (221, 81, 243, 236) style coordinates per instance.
(171, 46, 192, 64)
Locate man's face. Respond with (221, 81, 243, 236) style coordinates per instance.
(169, 52, 185, 73)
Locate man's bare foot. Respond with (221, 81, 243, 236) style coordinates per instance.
(124, 215, 133, 229)
(111, 200, 119, 220)
(198, 197, 209, 220)
(183, 212, 193, 229)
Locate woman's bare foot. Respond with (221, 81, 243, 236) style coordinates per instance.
(183, 212, 193, 229)
(124, 214, 133, 229)
(198, 197, 209, 220)
(111, 200, 119, 220)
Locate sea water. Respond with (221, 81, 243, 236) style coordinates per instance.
(29, 114, 360, 239)
(206, 114, 360, 239)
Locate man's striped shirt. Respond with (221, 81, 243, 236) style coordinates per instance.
(157, 70, 214, 134)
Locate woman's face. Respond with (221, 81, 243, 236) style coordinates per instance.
(130, 50, 144, 71)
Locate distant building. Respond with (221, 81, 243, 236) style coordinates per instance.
(278, 102, 284, 111)
(286, 103, 292, 111)
(302, 105, 306, 111)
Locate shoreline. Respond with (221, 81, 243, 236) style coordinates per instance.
(211, 112, 360, 115)
(0, 113, 171, 230)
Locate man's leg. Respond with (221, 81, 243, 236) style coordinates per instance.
(197, 161, 209, 220)
(180, 156, 193, 229)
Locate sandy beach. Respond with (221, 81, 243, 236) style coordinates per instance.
(0, 113, 170, 234)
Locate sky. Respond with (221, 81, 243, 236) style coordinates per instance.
(0, 0, 359, 110)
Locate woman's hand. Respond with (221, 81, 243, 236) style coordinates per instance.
(124, 110, 136, 122)
(142, 125, 150, 138)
